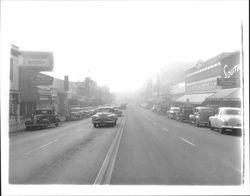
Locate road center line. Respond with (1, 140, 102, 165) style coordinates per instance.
(179, 137, 195, 146)
(162, 128, 169, 132)
(23, 139, 59, 155)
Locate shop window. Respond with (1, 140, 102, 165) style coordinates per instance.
(10, 58, 13, 81)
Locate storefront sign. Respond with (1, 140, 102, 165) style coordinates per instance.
(19, 51, 54, 71)
(223, 64, 240, 79)
(31, 73, 54, 86)
(186, 80, 217, 93)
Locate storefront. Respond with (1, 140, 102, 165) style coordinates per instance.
(175, 50, 241, 107)
(19, 51, 54, 117)
(204, 88, 241, 108)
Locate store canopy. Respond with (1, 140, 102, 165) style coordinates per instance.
(175, 93, 214, 104)
(206, 88, 240, 100)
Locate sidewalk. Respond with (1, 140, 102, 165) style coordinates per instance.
(9, 116, 66, 133)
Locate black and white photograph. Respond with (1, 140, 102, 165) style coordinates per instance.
(1, 0, 249, 195)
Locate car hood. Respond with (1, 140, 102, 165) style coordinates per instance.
(96, 112, 113, 115)
(168, 111, 178, 113)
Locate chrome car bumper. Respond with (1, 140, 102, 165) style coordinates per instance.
(92, 119, 116, 124)
(222, 125, 242, 131)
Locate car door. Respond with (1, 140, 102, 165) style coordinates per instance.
(217, 109, 225, 128)
(210, 109, 218, 128)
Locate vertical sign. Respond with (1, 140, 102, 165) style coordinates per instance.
(64, 75, 69, 91)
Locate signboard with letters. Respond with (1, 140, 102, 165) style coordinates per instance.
(19, 51, 54, 71)
(220, 51, 240, 89)
(31, 73, 54, 86)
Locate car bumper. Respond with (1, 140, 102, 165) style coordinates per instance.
(222, 125, 242, 131)
(92, 119, 116, 124)
(198, 121, 210, 125)
(25, 124, 46, 127)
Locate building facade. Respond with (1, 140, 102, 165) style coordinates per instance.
(175, 50, 241, 107)
(9, 45, 21, 124)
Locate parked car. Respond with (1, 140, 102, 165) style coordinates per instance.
(79, 109, 90, 118)
(176, 106, 193, 122)
(209, 107, 242, 134)
(189, 106, 215, 127)
(119, 103, 127, 109)
(167, 107, 180, 119)
(66, 107, 82, 121)
(25, 108, 59, 130)
(112, 106, 123, 117)
(92, 107, 118, 127)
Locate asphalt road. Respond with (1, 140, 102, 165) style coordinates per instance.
(9, 117, 120, 184)
(9, 104, 242, 185)
(111, 104, 242, 185)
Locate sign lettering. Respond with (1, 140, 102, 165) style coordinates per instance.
(223, 64, 240, 79)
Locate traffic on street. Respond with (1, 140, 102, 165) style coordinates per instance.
(2, 1, 248, 195)
(9, 103, 242, 185)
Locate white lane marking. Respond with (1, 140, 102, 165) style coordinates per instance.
(162, 128, 169, 132)
(94, 110, 127, 184)
(23, 139, 59, 155)
(179, 137, 195, 146)
(222, 161, 242, 174)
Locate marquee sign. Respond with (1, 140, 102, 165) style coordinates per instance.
(19, 51, 54, 71)
(31, 73, 54, 86)
(186, 80, 218, 93)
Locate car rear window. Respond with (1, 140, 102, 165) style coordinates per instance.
(225, 109, 241, 115)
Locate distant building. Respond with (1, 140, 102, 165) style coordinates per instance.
(9, 45, 21, 124)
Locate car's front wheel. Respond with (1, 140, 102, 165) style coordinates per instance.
(219, 128, 224, 134)
(43, 122, 49, 129)
(195, 119, 200, 127)
(93, 123, 98, 128)
(209, 121, 214, 130)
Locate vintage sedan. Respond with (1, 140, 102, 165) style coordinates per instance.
(209, 107, 242, 134)
(167, 107, 180, 119)
(176, 106, 193, 122)
(25, 108, 59, 130)
(112, 106, 123, 117)
(66, 107, 82, 121)
(189, 106, 215, 127)
(92, 107, 118, 127)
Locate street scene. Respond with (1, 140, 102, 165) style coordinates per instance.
(1, 0, 249, 195)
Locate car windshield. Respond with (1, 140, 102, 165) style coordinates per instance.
(172, 108, 179, 111)
(98, 108, 113, 113)
(70, 108, 80, 112)
(225, 109, 241, 115)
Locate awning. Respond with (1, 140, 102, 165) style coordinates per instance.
(171, 94, 184, 101)
(175, 93, 214, 104)
(206, 88, 240, 100)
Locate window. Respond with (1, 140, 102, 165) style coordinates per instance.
(225, 109, 241, 115)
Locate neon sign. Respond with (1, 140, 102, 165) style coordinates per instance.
(223, 64, 240, 79)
